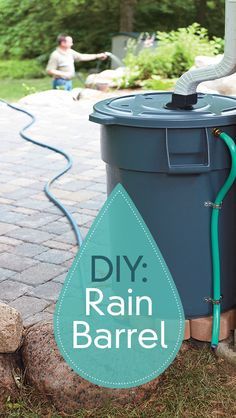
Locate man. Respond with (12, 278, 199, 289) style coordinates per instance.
(46, 34, 108, 91)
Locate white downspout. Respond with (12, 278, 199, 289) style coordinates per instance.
(167, 0, 236, 109)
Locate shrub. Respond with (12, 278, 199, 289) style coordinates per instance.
(0, 59, 45, 79)
(118, 24, 223, 88)
(141, 76, 176, 91)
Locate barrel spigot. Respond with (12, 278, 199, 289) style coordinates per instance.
(212, 128, 222, 137)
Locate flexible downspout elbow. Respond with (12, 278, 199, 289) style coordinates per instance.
(167, 0, 236, 109)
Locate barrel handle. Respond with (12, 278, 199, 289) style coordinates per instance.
(165, 128, 211, 174)
(89, 113, 115, 125)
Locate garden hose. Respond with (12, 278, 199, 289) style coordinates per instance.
(0, 53, 121, 247)
(211, 128, 236, 349)
(2, 99, 236, 350)
(0, 99, 83, 247)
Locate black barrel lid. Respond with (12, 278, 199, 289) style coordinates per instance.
(89, 92, 236, 128)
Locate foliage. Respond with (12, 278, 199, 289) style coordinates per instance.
(157, 23, 223, 77)
(0, 60, 45, 79)
(0, 0, 226, 61)
(0, 0, 119, 61)
(118, 24, 223, 88)
(141, 76, 176, 91)
(135, 0, 225, 38)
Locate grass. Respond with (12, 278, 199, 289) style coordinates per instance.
(1, 343, 236, 418)
(0, 77, 85, 102)
(0, 74, 175, 103)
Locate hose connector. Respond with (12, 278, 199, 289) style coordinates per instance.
(212, 128, 222, 137)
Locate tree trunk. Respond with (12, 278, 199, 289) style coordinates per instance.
(195, 0, 207, 26)
(119, 0, 137, 32)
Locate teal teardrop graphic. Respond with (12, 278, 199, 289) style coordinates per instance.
(54, 184, 185, 388)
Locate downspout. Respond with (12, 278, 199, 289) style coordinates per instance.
(165, 0, 236, 347)
(166, 0, 236, 109)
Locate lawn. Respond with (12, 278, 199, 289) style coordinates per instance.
(2, 343, 236, 418)
(0, 77, 85, 102)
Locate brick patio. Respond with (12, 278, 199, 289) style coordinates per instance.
(0, 95, 107, 326)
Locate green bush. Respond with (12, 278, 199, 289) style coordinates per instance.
(0, 59, 45, 79)
(118, 24, 223, 88)
(141, 76, 176, 91)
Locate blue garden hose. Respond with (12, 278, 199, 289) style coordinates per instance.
(0, 99, 83, 247)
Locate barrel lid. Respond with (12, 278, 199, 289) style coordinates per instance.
(89, 92, 236, 128)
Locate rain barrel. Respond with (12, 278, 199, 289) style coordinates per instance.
(89, 92, 236, 319)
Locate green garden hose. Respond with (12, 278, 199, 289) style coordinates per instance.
(211, 129, 236, 349)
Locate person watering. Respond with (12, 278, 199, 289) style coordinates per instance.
(46, 34, 108, 91)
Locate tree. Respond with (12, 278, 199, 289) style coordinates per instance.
(119, 0, 137, 32)
(195, 0, 207, 27)
(0, 0, 226, 61)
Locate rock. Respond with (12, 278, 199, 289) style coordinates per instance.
(216, 334, 236, 366)
(0, 303, 23, 353)
(85, 67, 126, 90)
(79, 87, 112, 101)
(195, 54, 223, 68)
(71, 87, 82, 100)
(198, 73, 236, 96)
(0, 353, 19, 408)
(21, 321, 159, 413)
(19, 89, 75, 106)
(194, 54, 236, 96)
(196, 84, 219, 95)
(79, 87, 147, 102)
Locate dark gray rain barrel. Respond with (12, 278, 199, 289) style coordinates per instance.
(89, 92, 236, 319)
